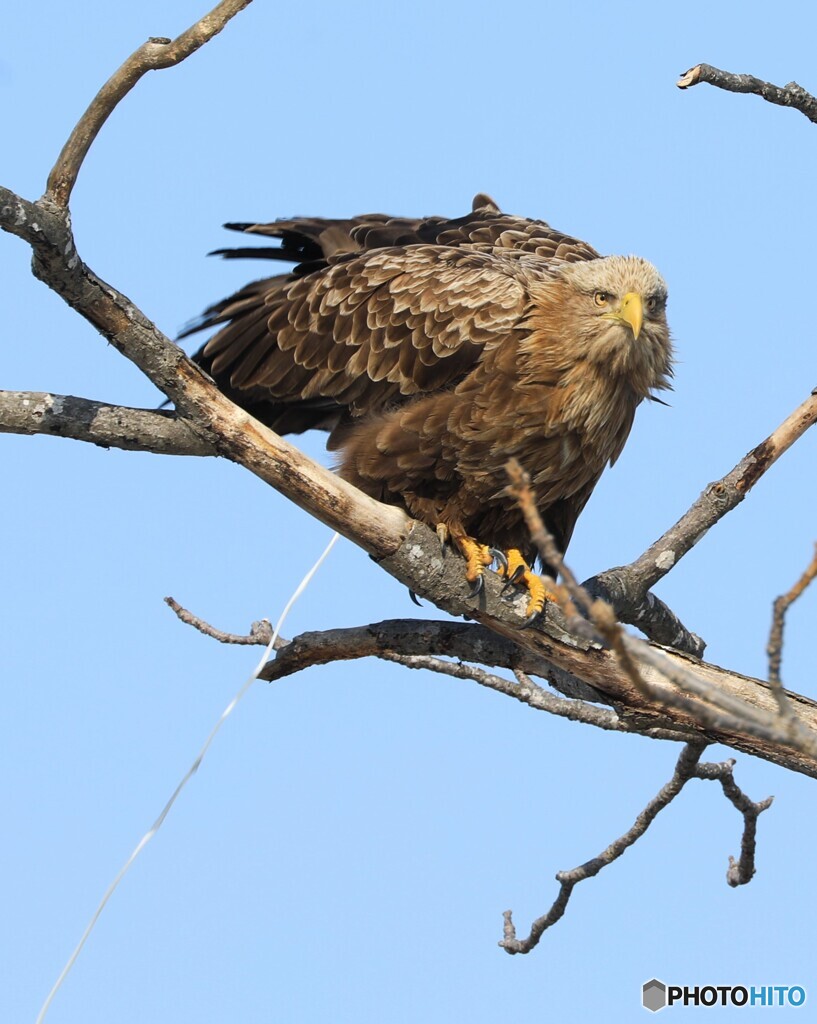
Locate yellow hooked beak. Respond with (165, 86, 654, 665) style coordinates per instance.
(603, 292, 643, 340)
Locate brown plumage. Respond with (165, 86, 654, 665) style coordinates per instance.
(185, 194, 672, 597)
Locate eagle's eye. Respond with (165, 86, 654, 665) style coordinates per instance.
(646, 295, 664, 315)
(593, 291, 612, 307)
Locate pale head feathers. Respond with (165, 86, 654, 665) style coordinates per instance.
(556, 254, 668, 306)
(528, 254, 673, 397)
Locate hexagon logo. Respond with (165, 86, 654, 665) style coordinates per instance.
(643, 979, 667, 1012)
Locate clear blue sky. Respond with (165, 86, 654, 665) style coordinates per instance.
(3, 2, 817, 1021)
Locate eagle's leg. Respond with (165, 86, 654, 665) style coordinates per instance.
(499, 548, 556, 622)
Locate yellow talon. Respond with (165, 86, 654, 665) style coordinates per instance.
(456, 536, 494, 593)
(446, 533, 555, 618)
(500, 548, 558, 620)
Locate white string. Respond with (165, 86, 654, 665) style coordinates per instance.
(36, 531, 341, 1024)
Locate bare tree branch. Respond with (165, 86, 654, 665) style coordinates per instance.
(0, 390, 214, 456)
(165, 596, 701, 741)
(767, 544, 817, 708)
(500, 742, 772, 953)
(162, 587, 817, 778)
(589, 389, 817, 618)
(46, 0, 253, 207)
(596, 586, 705, 657)
(385, 655, 691, 740)
(618, 633, 817, 759)
(677, 63, 817, 124)
(501, 460, 817, 768)
(165, 596, 274, 645)
(386, 527, 817, 776)
(166, 607, 600, 701)
(0, 187, 410, 557)
(693, 757, 774, 886)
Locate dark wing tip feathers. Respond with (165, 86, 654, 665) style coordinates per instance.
(208, 246, 288, 260)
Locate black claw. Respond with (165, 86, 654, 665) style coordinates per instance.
(489, 548, 508, 573)
(523, 608, 542, 627)
(468, 575, 484, 598)
(408, 589, 422, 607)
(508, 565, 526, 586)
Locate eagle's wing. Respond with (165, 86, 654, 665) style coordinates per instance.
(194, 245, 548, 425)
(209, 193, 600, 268)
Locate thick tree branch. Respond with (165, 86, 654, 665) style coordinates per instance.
(616, 633, 817, 759)
(509, 459, 749, 722)
(0, 390, 214, 456)
(163, 606, 601, 701)
(500, 742, 772, 953)
(677, 63, 817, 124)
(0, 187, 409, 557)
(498, 463, 817, 772)
(588, 583, 705, 656)
(46, 0, 253, 207)
(164, 589, 817, 778)
(165, 599, 696, 739)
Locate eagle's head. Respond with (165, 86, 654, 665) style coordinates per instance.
(533, 255, 673, 397)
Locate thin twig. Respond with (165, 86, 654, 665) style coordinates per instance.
(504, 459, 588, 613)
(504, 458, 652, 698)
(677, 63, 817, 124)
(165, 596, 275, 646)
(767, 544, 817, 707)
(385, 653, 687, 740)
(500, 743, 772, 952)
(501, 743, 707, 953)
(46, 0, 253, 206)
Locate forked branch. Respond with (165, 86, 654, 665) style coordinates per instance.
(503, 460, 817, 764)
(46, 0, 253, 207)
(500, 742, 773, 953)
